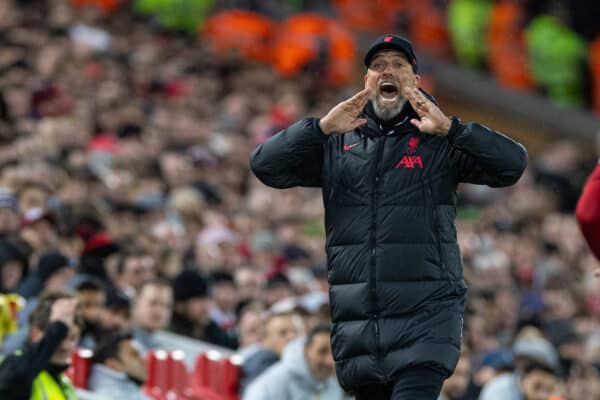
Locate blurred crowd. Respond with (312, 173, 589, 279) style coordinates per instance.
(0, 1, 599, 400)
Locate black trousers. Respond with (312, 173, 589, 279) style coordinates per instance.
(352, 365, 447, 400)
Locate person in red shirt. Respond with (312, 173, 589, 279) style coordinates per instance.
(576, 134, 600, 261)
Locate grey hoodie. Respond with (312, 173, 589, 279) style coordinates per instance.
(243, 337, 349, 400)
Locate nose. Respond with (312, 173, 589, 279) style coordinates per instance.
(381, 72, 393, 81)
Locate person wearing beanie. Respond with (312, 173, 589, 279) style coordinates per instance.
(480, 334, 562, 400)
(37, 252, 75, 290)
(18, 251, 75, 300)
(250, 33, 527, 399)
(170, 269, 237, 349)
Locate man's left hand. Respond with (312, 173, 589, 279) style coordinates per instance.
(404, 87, 452, 136)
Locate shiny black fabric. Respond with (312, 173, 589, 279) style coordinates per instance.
(250, 100, 527, 390)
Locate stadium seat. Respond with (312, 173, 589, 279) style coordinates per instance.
(67, 348, 93, 390)
(192, 351, 241, 400)
(144, 350, 170, 400)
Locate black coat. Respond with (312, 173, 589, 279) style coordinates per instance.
(250, 100, 527, 390)
(0, 321, 69, 400)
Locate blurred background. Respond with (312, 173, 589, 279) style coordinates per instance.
(0, 0, 599, 399)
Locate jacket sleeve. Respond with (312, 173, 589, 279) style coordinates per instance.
(447, 117, 528, 187)
(576, 163, 600, 260)
(0, 321, 68, 397)
(242, 375, 275, 400)
(250, 118, 326, 188)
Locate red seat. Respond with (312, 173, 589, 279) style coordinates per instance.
(67, 348, 93, 389)
(192, 351, 241, 400)
(166, 351, 194, 399)
(144, 350, 170, 400)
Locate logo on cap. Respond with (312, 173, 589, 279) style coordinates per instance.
(384, 35, 393, 43)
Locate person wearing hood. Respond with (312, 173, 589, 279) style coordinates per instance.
(479, 329, 562, 400)
(169, 269, 237, 349)
(0, 291, 82, 400)
(243, 323, 348, 400)
(250, 33, 528, 399)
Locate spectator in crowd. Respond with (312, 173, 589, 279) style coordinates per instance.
(526, 0, 587, 107)
(18, 208, 59, 265)
(15, 251, 76, 331)
(448, 0, 493, 68)
(88, 331, 150, 400)
(479, 328, 562, 400)
(466, 350, 513, 399)
(243, 323, 347, 400)
(264, 272, 294, 307)
(103, 290, 132, 332)
(0, 239, 28, 294)
(74, 277, 107, 349)
(241, 310, 302, 388)
(0, 189, 19, 238)
(170, 269, 237, 349)
(131, 279, 173, 353)
(115, 250, 157, 299)
(209, 271, 238, 331)
(37, 253, 77, 296)
(0, 291, 81, 400)
(234, 266, 266, 306)
(236, 303, 266, 358)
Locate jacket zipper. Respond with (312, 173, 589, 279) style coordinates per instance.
(370, 130, 386, 355)
(425, 184, 448, 280)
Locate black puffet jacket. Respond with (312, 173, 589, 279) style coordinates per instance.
(250, 100, 527, 390)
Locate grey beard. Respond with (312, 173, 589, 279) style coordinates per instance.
(372, 96, 406, 121)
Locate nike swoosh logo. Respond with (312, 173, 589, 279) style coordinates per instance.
(343, 143, 359, 151)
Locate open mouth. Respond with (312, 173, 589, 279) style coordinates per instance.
(379, 82, 399, 100)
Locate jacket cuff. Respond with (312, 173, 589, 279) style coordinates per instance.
(314, 118, 327, 137)
(446, 116, 462, 143)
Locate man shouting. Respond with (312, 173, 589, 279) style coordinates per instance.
(250, 34, 527, 399)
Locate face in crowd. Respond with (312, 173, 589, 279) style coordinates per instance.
(263, 313, 301, 356)
(304, 331, 335, 382)
(132, 281, 173, 333)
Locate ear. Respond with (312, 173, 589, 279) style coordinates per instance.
(364, 73, 368, 87)
(414, 74, 421, 87)
(30, 327, 43, 342)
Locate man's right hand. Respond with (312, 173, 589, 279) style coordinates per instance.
(319, 89, 370, 135)
(49, 298, 78, 326)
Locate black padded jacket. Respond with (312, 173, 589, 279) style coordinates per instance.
(250, 99, 527, 390)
